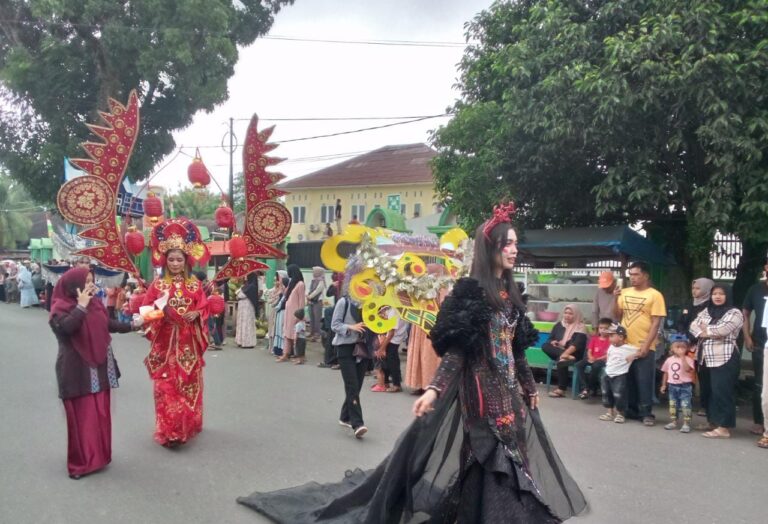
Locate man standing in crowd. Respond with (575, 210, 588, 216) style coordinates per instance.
(743, 256, 768, 436)
(593, 271, 620, 327)
(335, 198, 342, 234)
(614, 261, 666, 426)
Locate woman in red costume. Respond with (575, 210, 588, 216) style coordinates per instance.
(142, 218, 210, 448)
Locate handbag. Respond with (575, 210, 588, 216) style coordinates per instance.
(353, 341, 368, 358)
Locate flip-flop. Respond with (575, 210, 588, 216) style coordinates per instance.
(757, 436, 768, 449)
(702, 430, 730, 439)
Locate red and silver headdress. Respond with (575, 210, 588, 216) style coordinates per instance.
(481, 201, 517, 239)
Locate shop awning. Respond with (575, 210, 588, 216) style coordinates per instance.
(518, 225, 674, 265)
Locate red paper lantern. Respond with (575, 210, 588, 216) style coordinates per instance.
(228, 235, 248, 259)
(208, 294, 226, 315)
(215, 203, 235, 229)
(187, 157, 211, 189)
(124, 226, 145, 255)
(143, 192, 163, 224)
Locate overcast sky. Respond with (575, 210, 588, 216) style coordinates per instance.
(154, 0, 493, 193)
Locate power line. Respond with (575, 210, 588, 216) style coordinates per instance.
(236, 115, 454, 122)
(178, 113, 452, 149)
(0, 18, 467, 47)
(262, 35, 465, 48)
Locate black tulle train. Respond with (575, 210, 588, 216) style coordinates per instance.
(237, 377, 587, 523)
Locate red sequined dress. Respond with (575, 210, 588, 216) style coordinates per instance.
(143, 275, 209, 446)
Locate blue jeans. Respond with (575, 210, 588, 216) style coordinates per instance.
(602, 373, 628, 414)
(668, 382, 693, 423)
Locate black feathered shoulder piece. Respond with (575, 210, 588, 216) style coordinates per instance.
(430, 278, 493, 357)
(514, 311, 540, 353)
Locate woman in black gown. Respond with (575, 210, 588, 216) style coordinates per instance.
(238, 203, 587, 523)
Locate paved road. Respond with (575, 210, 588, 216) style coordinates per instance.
(0, 302, 763, 524)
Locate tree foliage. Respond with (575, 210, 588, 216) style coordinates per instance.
(0, 0, 293, 205)
(433, 0, 768, 289)
(166, 187, 222, 220)
(0, 173, 33, 249)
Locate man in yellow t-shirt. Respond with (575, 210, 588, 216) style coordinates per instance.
(613, 261, 666, 426)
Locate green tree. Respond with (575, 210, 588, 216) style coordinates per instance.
(0, 174, 33, 249)
(0, 0, 293, 205)
(433, 0, 768, 298)
(166, 187, 222, 220)
(232, 171, 246, 215)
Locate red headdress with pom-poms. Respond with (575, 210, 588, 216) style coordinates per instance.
(150, 217, 210, 268)
(481, 202, 517, 239)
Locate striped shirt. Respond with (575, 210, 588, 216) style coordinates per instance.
(689, 308, 744, 367)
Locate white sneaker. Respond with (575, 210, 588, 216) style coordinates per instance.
(338, 420, 352, 428)
(354, 426, 368, 439)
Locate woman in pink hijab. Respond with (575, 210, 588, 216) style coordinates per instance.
(542, 304, 588, 398)
(49, 267, 141, 479)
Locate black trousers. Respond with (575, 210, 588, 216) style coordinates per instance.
(626, 351, 655, 420)
(705, 351, 741, 428)
(382, 343, 402, 387)
(321, 331, 337, 366)
(752, 344, 764, 425)
(337, 344, 367, 430)
(576, 359, 606, 392)
(294, 338, 307, 358)
(698, 363, 710, 414)
(543, 343, 584, 390)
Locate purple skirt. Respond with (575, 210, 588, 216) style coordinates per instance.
(63, 390, 111, 476)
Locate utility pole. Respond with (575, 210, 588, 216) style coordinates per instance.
(228, 117, 235, 212)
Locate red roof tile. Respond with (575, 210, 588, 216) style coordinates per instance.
(278, 143, 435, 189)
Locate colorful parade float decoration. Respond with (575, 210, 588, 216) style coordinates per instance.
(211, 115, 291, 281)
(321, 224, 470, 334)
(55, 90, 143, 274)
(54, 89, 290, 279)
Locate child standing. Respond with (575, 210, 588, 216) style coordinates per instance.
(373, 308, 408, 393)
(599, 324, 638, 423)
(576, 318, 612, 399)
(292, 309, 307, 365)
(660, 336, 696, 433)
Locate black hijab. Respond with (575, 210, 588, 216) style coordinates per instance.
(282, 264, 304, 305)
(243, 272, 260, 313)
(707, 284, 733, 323)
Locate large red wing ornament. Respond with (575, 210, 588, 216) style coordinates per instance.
(56, 91, 141, 273)
(214, 115, 290, 281)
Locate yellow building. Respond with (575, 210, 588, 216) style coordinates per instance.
(278, 144, 440, 242)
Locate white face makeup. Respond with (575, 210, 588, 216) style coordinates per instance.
(498, 228, 518, 271)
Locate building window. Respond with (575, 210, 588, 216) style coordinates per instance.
(414, 203, 422, 217)
(321, 204, 335, 224)
(351, 204, 366, 222)
(401, 204, 406, 215)
(374, 204, 380, 209)
(405, 191, 408, 197)
(292, 206, 306, 224)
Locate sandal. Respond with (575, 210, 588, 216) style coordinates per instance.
(598, 412, 614, 421)
(370, 384, 387, 392)
(757, 436, 768, 449)
(749, 424, 765, 436)
(548, 389, 565, 398)
(386, 386, 402, 393)
(578, 390, 589, 400)
(613, 414, 625, 424)
(702, 429, 730, 439)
